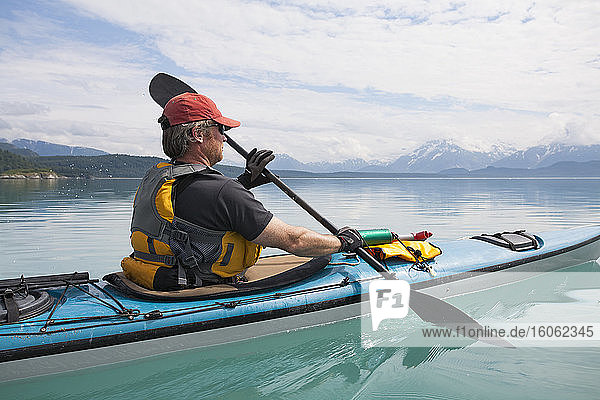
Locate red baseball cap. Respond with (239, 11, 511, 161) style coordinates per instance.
(162, 92, 241, 128)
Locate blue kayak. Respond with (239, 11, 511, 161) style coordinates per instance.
(1, 225, 600, 382)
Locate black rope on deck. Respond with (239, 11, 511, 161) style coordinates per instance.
(2, 274, 380, 336)
(39, 280, 71, 333)
(30, 272, 141, 332)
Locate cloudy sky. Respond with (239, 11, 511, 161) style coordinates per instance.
(1, 1, 599, 163)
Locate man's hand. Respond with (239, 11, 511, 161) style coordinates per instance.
(336, 227, 365, 253)
(237, 148, 275, 189)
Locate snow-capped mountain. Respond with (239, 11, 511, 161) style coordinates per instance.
(388, 140, 497, 173)
(269, 154, 386, 173)
(488, 143, 518, 160)
(268, 153, 309, 171)
(359, 140, 511, 173)
(492, 143, 600, 169)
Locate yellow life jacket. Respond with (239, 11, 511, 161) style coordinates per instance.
(367, 240, 442, 263)
(122, 162, 262, 290)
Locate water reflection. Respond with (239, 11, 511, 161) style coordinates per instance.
(0, 179, 139, 278)
(0, 179, 139, 207)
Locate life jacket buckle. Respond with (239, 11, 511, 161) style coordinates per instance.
(171, 230, 189, 242)
(231, 272, 248, 285)
(181, 255, 198, 268)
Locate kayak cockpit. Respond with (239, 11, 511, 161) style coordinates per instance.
(103, 254, 331, 301)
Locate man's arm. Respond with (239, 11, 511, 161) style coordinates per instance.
(253, 216, 342, 257)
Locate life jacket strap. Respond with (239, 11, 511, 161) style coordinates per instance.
(177, 265, 188, 286)
(133, 251, 177, 266)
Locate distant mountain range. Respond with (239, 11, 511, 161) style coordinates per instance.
(440, 160, 600, 178)
(271, 140, 600, 174)
(2, 137, 599, 177)
(0, 138, 108, 156)
(491, 143, 600, 169)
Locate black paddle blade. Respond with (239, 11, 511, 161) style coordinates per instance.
(410, 289, 514, 348)
(149, 73, 197, 108)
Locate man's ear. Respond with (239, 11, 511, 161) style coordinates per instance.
(191, 126, 203, 143)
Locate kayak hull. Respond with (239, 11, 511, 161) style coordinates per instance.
(0, 300, 364, 382)
(1, 225, 600, 382)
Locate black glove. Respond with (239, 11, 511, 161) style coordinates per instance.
(237, 148, 275, 189)
(336, 227, 365, 253)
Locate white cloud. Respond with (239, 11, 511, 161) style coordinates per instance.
(0, 118, 11, 130)
(543, 112, 600, 146)
(0, 101, 49, 116)
(1, 1, 599, 161)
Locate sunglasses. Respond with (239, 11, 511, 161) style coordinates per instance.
(194, 122, 225, 137)
(205, 123, 225, 135)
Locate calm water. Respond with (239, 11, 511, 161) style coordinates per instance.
(1, 177, 600, 399)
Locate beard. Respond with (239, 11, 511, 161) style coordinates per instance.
(204, 135, 224, 166)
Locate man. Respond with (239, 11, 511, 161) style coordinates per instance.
(121, 92, 363, 290)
